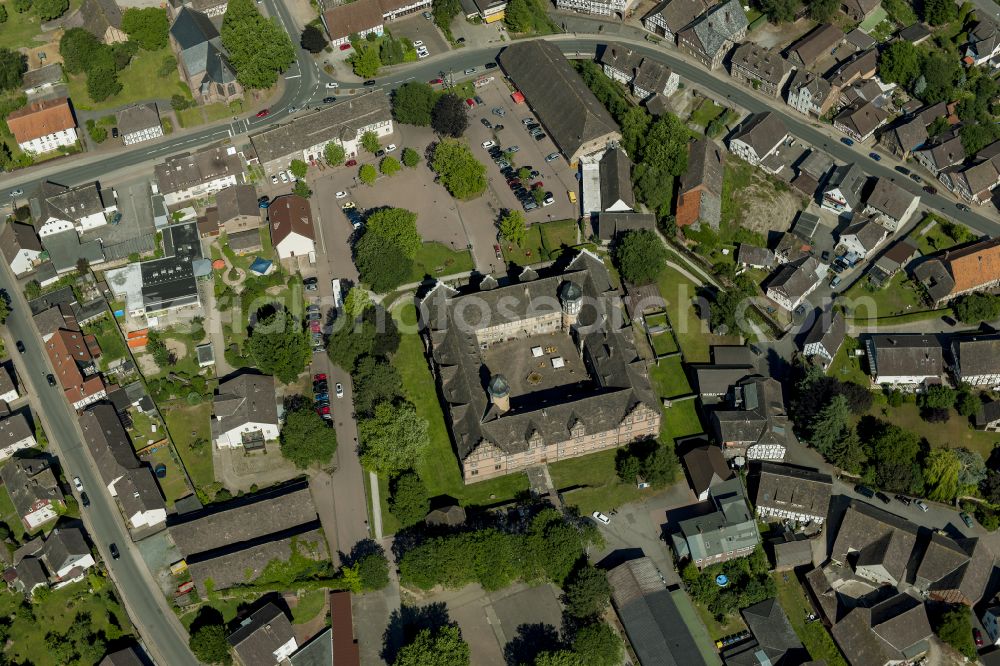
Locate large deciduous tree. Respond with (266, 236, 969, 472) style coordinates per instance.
(572, 622, 623, 666)
(0, 48, 26, 92)
(498, 210, 526, 246)
(394, 625, 470, 666)
(324, 142, 346, 166)
(355, 231, 413, 293)
(878, 41, 922, 86)
(431, 93, 468, 138)
(614, 228, 666, 285)
(388, 470, 430, 526)
(759, 0, 799, 23)
(33, 0, 67, 21)
(432, 139, 487, 199)
(392, 81, 435, 125)
(300, 24, 327, 53)
(350, 44, 381, 78)
(633, 114, 690, 216)
(121, 7, 169, 50)
(279, 406, 338, 468)
(221, 0, 295, 89)
(563, 564, 611, 618)
(189, 624, 232, 665)
(245, 310, 311, 383)
(358, 401, 429, 474)
(353, 354, 403, 415)
(365, 207, 421, 258)
(59, 28, 102, 75)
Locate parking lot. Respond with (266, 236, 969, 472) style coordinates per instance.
(459, 76, 580, 226)
(387, 14, 450, 59)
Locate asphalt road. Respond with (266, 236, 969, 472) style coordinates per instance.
(0, 266, 199, 665)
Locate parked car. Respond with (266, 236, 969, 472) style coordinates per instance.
(314, 373, 327, 381)
(923, 185, 938, 194)
(336, 383, 344, 398)
(340, 43, 351, 50)
(830, 275, 842, 288)
(474, 96, 484, 105)
(465, 98, 475, 107)
(894, 165, 911, 175)
(492, 107, 505, 117)
(109, 543, 120, 560)
(482, 140, 496, 149)
(542, 193, 554, 206)
(568, 190, 576, 203)
(385, 144, 397, 152)
(916, 500, 929, 512)
(73, 476, 84, 492)
(957, 203, 970, 212)
(323, 96, 336, 104)
(412, 40, 424, 47)
(894, 494, 911, 505)
(534, 133, 547, 141)
(335, 191, 348, 198)
(545, 153, 560, 162)
(868, 151, 881, 161)
(524, 201, 538, 211)
(363, 80, 377, 86)
(430, 78, 443, 84)
(942, 315, 957, 326)
(485, 62, 497, 69)
(875, 491, 891, 505)
(325, 82, 339, 89)
(256, 109, 270, 118)
(493, 124, 504, 130)
(422, 10, 431, 17)
(279, 171, 289, 183)
(111, 127, 119, 138)
(961, 512, 975, 528)
(80, 492, 90, 507)
(494, 244, 502, 259)
(840, 137, 854, 146)
(9, 189, 23, 197)
(481, 118, 493, 128)
(522, 117, 535, 125)
(15, 341, 24, 354)
(46, 374, 56, 387)
(464, 67, 476, 74)
(316, 405, 330, 415)
(975, 628, 984, 648)
(345, 159, 357, 167)
(592, 511, 611, 525)
(315, 392, 329, 402)
(909, 173, 922, 182)
(854, 484, 875, 498)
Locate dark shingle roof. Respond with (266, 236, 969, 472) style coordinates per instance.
(116, 104, 160, 137)
(608, 557, 710, 666)
(830, 500, 918, 583)
(642, 0, 708, 33)
(683, 445, 733, 497)
(599, 148, 634, 210)
(228, 603, 295, 666)
(680, 0, 748, 59)
(498, 41, 621, 160)
(730, 112, 787, 158)
(865, 177, 914, 220)
(787, 24, 845, 65)
(753, 462, 832, 522)
(867, 334, 943, 380)
(730, 42, 790, 86)
(954, 334, 1000, 378)
(0, 457, 61, 523)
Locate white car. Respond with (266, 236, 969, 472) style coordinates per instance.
(279, 171, 289, 183)
(325, 82, 339, 89)
(335, 191, 348, 199)
(482, 140, 496, 149)
(592, 511, 611, 525)
(916, 500, 929, 512)
(285, 169, 297, 182)
(73, 477, 83, 492)
(271, 174, 279, 184)
(336, 382, 344, 398)
(385, 144, 397, 152)
(412, 40, 424, 47)
(417, 50, 429, 59)
(464, 67, 476, 74)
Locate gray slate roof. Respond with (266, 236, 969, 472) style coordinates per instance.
(211, 373, 279, 439)
(215, 184, 260, 225)
(830, 500, 919, 583)
(865, 177, 914, 220)
(825, 163, 868, 209)
(787, 23, 845, 65)
(682, 137, 724, 197)
(170, 8, 237, 85)
(730, 112, 787, 158)
(802, 310, 845, 359)
(154, 145, 242, 196)
(711, 376, 795, 451)
(599, 148, 634, 210)
(680, 0, 748, 59)
(866, 334, 943, 380)
(0, 456, 61, 523)
(953, 334, 1000, 378)
(840, 217, 887, 253)
(42, 230, 105, 272)
(498, 41, 621, 160)
(767, 256, 822, 302)
(831, 593, 931, 666)
(228, 603, 295, 666)
(116, 104, 160, 136)
(682, 444, 733, 497)
(250, 91, 391, 164)
(608, 557, 711, 666)
(22, 63, 63, 91)
(642, 0, 709, 33)
(35, 181, 107, 223)
(595, 212, 656, 241)
(753, 462, 832, 522)
(675, 477, 759, 561)
(0, 222, 42, 265)
(730, 42, 790, 86)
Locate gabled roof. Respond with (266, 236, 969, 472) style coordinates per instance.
(642, 0, 708, 33)
(753, 462, 832, 521)
(803, 309, 845, 359)
(116, 104, 160, 136)
(830, 500, 919, 583)
(787, 69, 832, 105)
(154, 145, 242, 195)
(767, 256, 823, 301)
(0, 222, 42, 264)
(730, 42, 791, 86)
(599, 148, 634, 211)
(6, 98, 75, 144)
(21, 63, 64, 91)
(953, 334, 1000, 378)
(78, 403, 140, 486)
(228, 603, 295, 666)
(0, 456, 60, 522)
(933, 237, 1000, 297)
(211, 373, 279, 436)
(867, 334, 943, 379)
(832, 593, 931, 666)
(679, 0, 748, 59)
(682, 445, 733, 497)
(682, 137, 724, 196)
(786, 24, 845, 65)
(841, 217, 887, 252)
(215, 184, 261, 225)
(834, 100, 888, 139)
(730, 111, 787, 157)
(41, 526, 89, 573)
(865, 177, 914, 220)
(321, 0, 384, 42)
(498, 41, 621, 160)
(169, 7, 219, 50)
(268, 195, 314, 246)
(79, 0, 123, 38)
(825, 163, 867, 208)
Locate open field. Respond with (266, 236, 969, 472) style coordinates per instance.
(649, 356, 692, 398)
(501, 218, 580, 265)
(549, 447, 661, 515)
(67, 47, 191, 111)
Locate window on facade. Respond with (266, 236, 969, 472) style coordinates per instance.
(494, 464, 501, 470)
(470, 470, 478, 476)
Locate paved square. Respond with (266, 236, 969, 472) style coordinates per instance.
(481, 333, 588, 398)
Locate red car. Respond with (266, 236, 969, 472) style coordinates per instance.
(532, 181, 543, 189)
(339, 43, 351, 50)
(314, 373, 327, 381)
(975, 628, 984, 647)
(494, 244, 502, 259)
(316, 405, 330, 415)
(310, 320, 321, 333)
(465, 98, 475, 107)
(255, 109, 270, 118)
(429, 78, 443, 84)
(345, 159, 357, 167)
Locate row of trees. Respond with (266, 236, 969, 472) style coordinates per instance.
(221, 0, 295, 89)
(7, 0, 68, 23)
(393, 83, 470, 138)
(757, 0, 960, 25)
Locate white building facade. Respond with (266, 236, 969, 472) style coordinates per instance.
(19, 127, 78, 155)
(122, 123, 164, 146)
(214, 421, 281, 449)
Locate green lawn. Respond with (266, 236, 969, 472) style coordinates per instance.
(0, 579, 133, 666)
(129, 409, 166, 449)
(85, 315, 128, 369)
(0, 487, 26, 542)
(141, 444, 192, 506)
(656, 265, 739, 363)
(872, 402, 1000, 459)
(549, 447, 661, 514)
(841, 271, 925, 319)
(660, 400, 705, 442)
(689, 99, 725, 127)
(912, 214, 974, 256)
(408, 242, 475, 282)
(650, 330, 679, 356)
(649, 356, 692, 398)
(177, 101, 238, 128)
(773, 573, 848, 666)
(502, 219, 580, 266)
(694, 597, 747, 640)
(390, 303, 529, 507)
(376, 474, 402, 536)
(66, 47, 191, 111)
(826, 343, 870, 387)
(161, 401, 214, 491)
(292, 590, 326, 624)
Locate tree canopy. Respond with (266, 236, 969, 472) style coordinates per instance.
(614, 229, 666, 285)
(280, 406, 338, 468)
(392, 81, 435, 126)
(878, 41, 922, 87)
(300, 24, 328, 53)
(402, 146, 421, 167)
(290, 158, 308, 179)
(563, 564, 611, 619)
(353, 354, 403, 416)
(245, 310, 311, 383)
(431, 93, 468, 138)
(633, 114, 690, 216)
(0, 48, 26, 92)
(362, 130, 381, 153)
(326, 304, 400, 370)
(358, 401, 429, 474)
(432, 139, 487, 199)
(954, 292, 1000, 324)
(355, 231, 413, 292)
(59, 28, 102, 75)
(758, 0, 799, 23)
(933, 606, 977, 660)
(121, 8, 169, 50)
(34, 0, 67, 21)
(350, 44, 381, 78)
(394, 625, 470, 666)
(359, 163, 378, 186)
(221, 0, 295, 89)
(325, 142, 346, 166)
(388, 470, 430, 526)
(380, 155, 401, 176)
(498, 210, 526, 246)
(189, 624, 232, 665)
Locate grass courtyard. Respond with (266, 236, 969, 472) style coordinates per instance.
(408, 242, 475, 283)
(67, 47, 192, 112)
(549, 447, 662, 515)
(649, 356, 692, 399)
(773, 573, 847, 666)
(656, 265, 739, 363)
(161, 400, 214, 492)
(841, 271, 925, 319)
(84, 315, 128, 370)
(501, 219, 581, 266)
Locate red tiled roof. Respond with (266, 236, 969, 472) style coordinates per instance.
(6, 98, 75, 144)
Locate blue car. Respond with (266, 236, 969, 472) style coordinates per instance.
(868, 151, 881, 161)
(315, 393, 329, 401)
(840, 137, 854, 146)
